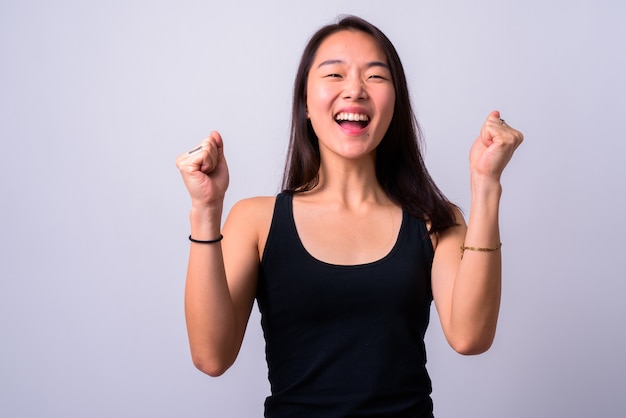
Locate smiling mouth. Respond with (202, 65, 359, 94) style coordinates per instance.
(335, 112, 370, 129)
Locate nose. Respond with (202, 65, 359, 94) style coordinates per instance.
(343, 76, 367, 100)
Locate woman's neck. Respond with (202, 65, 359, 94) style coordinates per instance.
(307, 154, 390, 208)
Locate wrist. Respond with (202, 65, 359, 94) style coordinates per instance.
(470, 174, 503, 197)
(189, 206, 223, 239)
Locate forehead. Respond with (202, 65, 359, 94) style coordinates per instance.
(313, 30, 387, 65)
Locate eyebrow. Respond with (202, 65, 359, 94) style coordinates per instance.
(316, 59, 390, 70)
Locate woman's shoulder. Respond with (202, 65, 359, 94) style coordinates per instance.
(429, 205, 466, 252)
(231, 195, 277, 214)
(226, 195, 277, 230)
(225, 195, 277, 256)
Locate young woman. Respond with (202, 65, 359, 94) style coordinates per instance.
(176, 15, 523, 418)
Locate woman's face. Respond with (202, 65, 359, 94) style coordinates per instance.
(306, 29, 395, 162)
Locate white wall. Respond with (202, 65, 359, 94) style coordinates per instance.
(1, 1, 624, 417)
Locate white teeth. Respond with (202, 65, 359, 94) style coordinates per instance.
(335, 112, 369, 122)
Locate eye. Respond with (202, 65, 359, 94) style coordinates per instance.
(367, 74, 388, 80)
(325, 73, 342, 78)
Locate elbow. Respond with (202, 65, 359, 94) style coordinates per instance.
(445, 318, 499, 355)
(187, 334, 240, 377)
(191, 353, 232, 377)
(449, 335, 495, 356)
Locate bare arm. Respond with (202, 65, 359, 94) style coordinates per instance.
(176, 132, 261, 376)
(432, 111, 523, 355)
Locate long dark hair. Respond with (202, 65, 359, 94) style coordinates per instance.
(282, 15, 457, 235)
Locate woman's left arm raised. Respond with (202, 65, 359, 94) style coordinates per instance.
(432, 110, 524, 355)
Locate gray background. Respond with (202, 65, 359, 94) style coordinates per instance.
(1, 0, 624, 417)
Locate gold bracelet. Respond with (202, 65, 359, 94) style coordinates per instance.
(460, 242, 502, 259)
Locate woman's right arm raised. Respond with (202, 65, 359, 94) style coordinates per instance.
(175, 132, 260, 377)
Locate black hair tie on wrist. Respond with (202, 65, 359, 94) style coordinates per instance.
(189, 234, 223, 244)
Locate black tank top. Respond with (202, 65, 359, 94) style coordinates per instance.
(257, 193, 435, 417)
